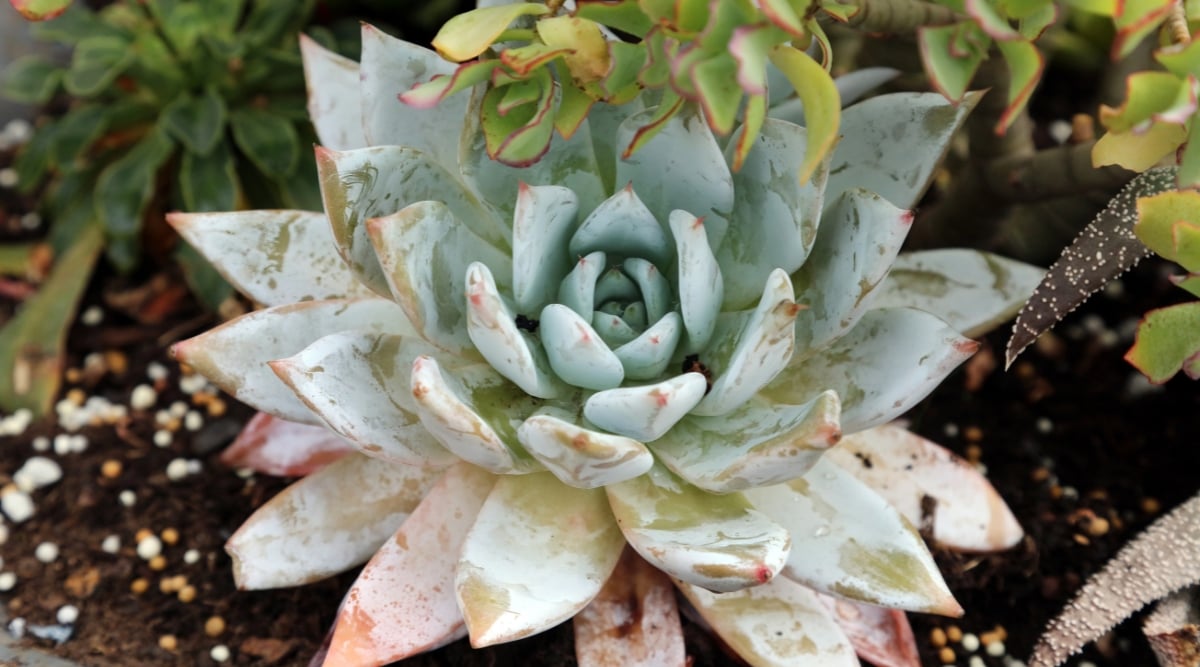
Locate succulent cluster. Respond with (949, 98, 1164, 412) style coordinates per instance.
(171, 18, 1040, 667)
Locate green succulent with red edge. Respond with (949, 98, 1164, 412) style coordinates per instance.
(8, 0, 72, 20)
(407, 0, 846, 179)
(168, 17, 1042, 667)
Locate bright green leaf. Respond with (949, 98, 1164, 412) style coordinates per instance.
(692, 56, 742, 136)
(12, 118, 59, 193)
(1092, 123, 1185, 171)
(1112, 0, 1175, 58)
(49, 104, 110, 168)
(918, 23, 986, 101)
(1135, 190, 1200, 270)
(1126, 302, 1200, 382)
(230, 109, 301, 177)
(481, 69, 556, 166)
(766, 45, 839, 184)
(995, 40, 1044, 132)
(575, 0, 655, 36)
(1, 56, 62, 104)
(1100, 71, 1193, 133)
(432, 3, 551, 62)
(162, 89, 227, 155)
(94, 127, 175, 271)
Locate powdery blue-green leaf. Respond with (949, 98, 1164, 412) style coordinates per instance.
(512, 184, 579, 314)
(792, 189, 912, 357)
(172, 299, 411, 424)
(1125, 303, 1200, 382)
(270, 332, 456, 467)
(584, 373, 708, 442)
(827, 91, 981, 210)
(719, 118, 829, 309)
(558, 251, 606, 323)
(226, 453, 443, 590)
(316, 145, 504, 298)
(518, 409, 653, 489)
(615, 105, 733, 249)
(873, 249, 1046, 338)
(678, 576, 858, 667)
(569, 186, 672, 268)
(613, 312, 684, 381)
(650, 391, 840, 494)
(168, 210, 375, 307)
(432, 2, 551, 62)
(764, 307, 978, 433)
(606, 465, 791, 592)
(410, 356, 541, 474)
(1006, 167, 1176, 368)
(326, 464, 493, 665)
(539, 304, 626, 391)
(299, 34, 366, 151)
(694, 269, 800, 417)
(670, 210, 724, 352)
(360, 25, 467, 168)
(369, 201, 511, 356)
(745, 458, 963, 615)
(456, 473, 624, 646)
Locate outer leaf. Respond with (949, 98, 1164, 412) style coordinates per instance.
(169, 210, 376, 307)
(766, 45, 839, 185)
(1125, 303, 1200, 382)
(678, 575, 859, 667)
(63, 35, 133, 97)
(826, 424, 1024, 551)
(1093, 124, 1185, 173)
(1135, 190, 1200, 270)
(0, 226, 102, 415)
(1031, 492, 1200, 667)
(872, 249, 1046, 338)
(456, 473, 624, 647)
(1111, 0, 1175, 58)
(220, 412, 353, 477)
(226, 453, 442, 589)
(605, 465, 791, 593)
(270, 332, 457, 466)
(574, 548, 686, 667)
(432, 3, 551, 62)
(745, 458, 962, 615)
(171, 299, 411, 424)
(1006, 167, 1176, 368)
(817, 594, 922, 667)
(826, 91, 980, 210)
(324, 464, 495, 666)
(765, 308, 977, 433)
(298, 34, 367, 151)
(518, 410, 653, 489)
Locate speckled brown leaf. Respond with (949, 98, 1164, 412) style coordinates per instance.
(1030, 491, 1200, 667)
(1006, 167, 1177, 368)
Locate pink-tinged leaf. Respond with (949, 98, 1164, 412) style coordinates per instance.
(818, 594, 921, 667)
(1031, 492, 1200, 667)
(574, 548, 686, 667)
(431, 3, 551, 62)
(826, 424, 1023, 552)
(1005, 167, 1175, 368)
(221, 412, 352, 477)
(227, 453, 443, 590)
(619, 89, 684, 159)
(398, 60, 498, 110)
(324, 463, 495, 667)
(500, 43, 572, 76)
(965, 0, 1019, 39)
(480, 69, 558, 167)
(758, 0, 807, 35)
(9, 0, 73, 20)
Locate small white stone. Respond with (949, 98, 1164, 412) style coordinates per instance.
(53, 434, 72, 455)
(183, 549, 200, 564)
(186, 460, 202, 474)
(180, 375, 207, 395)
(961, 633, 980, 652)
(130, 384, 158, 410)
(0, 168, 17, 189)
(1047, 119, 1072, 144)
(155, 410, 172, 426)
(80, 306, 103, 326)
(14, 457, 61, 492)
(101, 535, 120, 554)
(2, 490, 35, 523)
(34, 541, 59, 563)
(147, 362, 168, 381)
(18, 212, 41, 230)
(0, 572, 15, 591)
(69, 434, 88, 453)
(210, 644, 231, 662)
(153, 430, 172, 448)
(1035, 417, 1053, 434)
(166, 458, 190, 481)
(4, 119, 32, 143)
(118, 490, 137, 507)
(7, 616, 25, 638)
(169, 400, 189, 417)
(1062, 486, 1079, 500)
(969, 657, 985, 667)
(56, 605, 79, 624)
(31, 436, 49, 452)
(136, 535, 163, 560)
(942, 422, 959, 438)
(184, 411, 204, 432)
(985, 640, 1005, 657)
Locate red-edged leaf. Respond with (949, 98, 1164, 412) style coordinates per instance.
(221, 412, 353, 477)
(818, 594, 921, 667)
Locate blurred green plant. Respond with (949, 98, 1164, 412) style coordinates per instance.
(0, 0, 329, 415)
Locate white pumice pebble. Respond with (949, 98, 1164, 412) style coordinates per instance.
(69, 434, 88, 453)
(34, 541, 59, 563)
(56, 605, 79, 624)
(130, 384, 158, 410)
(2, 490, 35, 523)
(1047, 119, 1072, 144)
(0, 572, 15, 591)
(153, 430, 173, 448)
(986, 641, 1005, 657)
(155, 410, 171, 425)
(31, 436, 49, 452)
(180, 375, 207, 395)
(118, 490, 137, 507)
(0, 410, 32, 436)
(166, 459, 190, 481)
(101, 535, 120, 554)
(961, 633, 980, 652)
(170, 400, 189, 417)
(147, 362, 169, 381)
(7, 616, 25, 639)
(969, 657, 985, 667)
(211, 645, 231, 662)
(184, 411, 204, 432)
(186, 460, 202, 474)
(53, 434, 72, 455)
(14, 457, 62, 492)
(0, 168, 17, 188)
(80, 306, 103, 326)
(4, 119, 32, 143)
(183, 549, 200, 564)
(19, 212, 41, 230)
(136, 535, 163, 560)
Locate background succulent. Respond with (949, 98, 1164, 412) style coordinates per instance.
(170, 20, 1042, 667)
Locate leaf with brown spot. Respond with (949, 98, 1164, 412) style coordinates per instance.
(1006, 167, 1177, 369)
(1030, 492, 1200, 667)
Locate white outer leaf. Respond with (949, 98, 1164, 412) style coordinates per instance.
(299, 35, 367, 151)
(221, 412, 353, 477)
(456, 473, 625, 647)
(169, 210, 375, 307)
(227, 452, 442, 589)
(744, 458, 962, 616)
(172, 299, 410, 425)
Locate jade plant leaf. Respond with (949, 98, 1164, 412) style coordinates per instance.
(1125, 303, 1200, 382)
(766, 45, 840, 184)
(10, 0, 75, 20)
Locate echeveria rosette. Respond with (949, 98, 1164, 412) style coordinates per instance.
(170, 25, 1038, 667)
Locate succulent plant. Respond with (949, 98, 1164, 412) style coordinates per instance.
(171, 21, 1041, 667)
